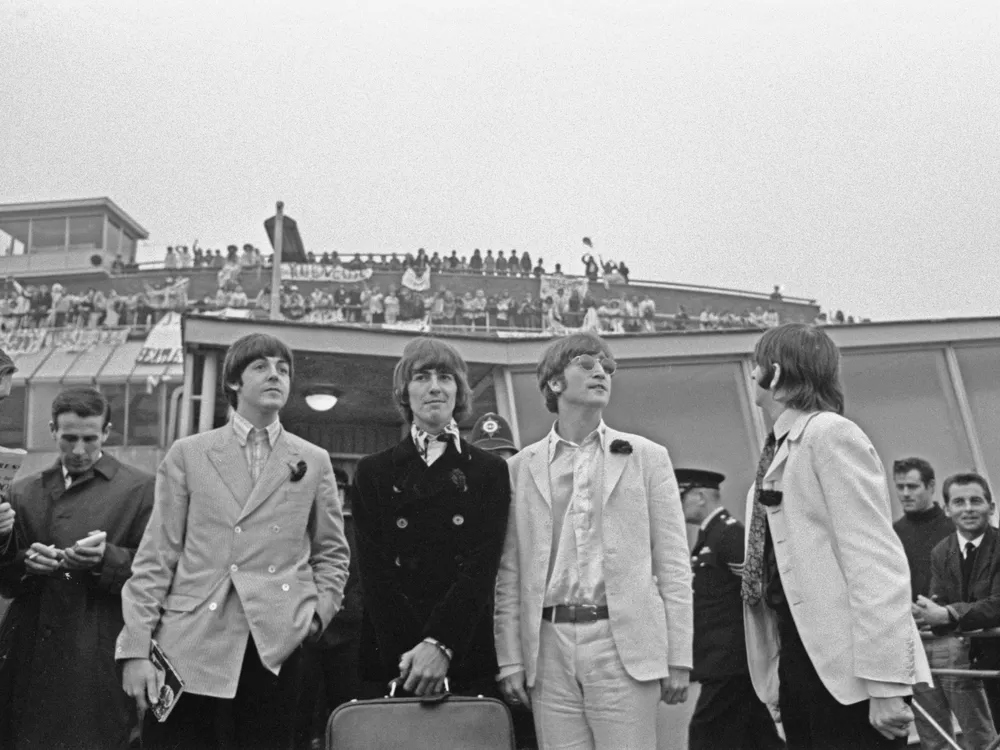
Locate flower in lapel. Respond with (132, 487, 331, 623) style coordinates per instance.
(759, 489, 783, 507)
(450, 468, 467, 493)
(609, 439, 633, 455)
(289, 460, 307, 483)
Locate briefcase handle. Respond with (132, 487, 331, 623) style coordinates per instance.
(387, 677, 451, 704)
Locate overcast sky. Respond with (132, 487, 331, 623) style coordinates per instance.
(2, 0, 997, 320)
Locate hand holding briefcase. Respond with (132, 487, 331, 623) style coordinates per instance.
(326, 678, 516, 750)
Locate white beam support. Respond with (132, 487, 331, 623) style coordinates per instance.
(197, 350, 218, 434)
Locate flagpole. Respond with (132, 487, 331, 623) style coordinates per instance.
(269, 201, 284, 320)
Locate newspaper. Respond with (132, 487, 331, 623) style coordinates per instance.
(0, 448, 26, 497)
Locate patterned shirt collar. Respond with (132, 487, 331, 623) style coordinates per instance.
(547, 420, 607, 463)
(232, 411, 282, 447)
(410, 420, 462, 457)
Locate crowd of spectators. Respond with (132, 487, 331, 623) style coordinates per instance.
(0, 277, 190, 332)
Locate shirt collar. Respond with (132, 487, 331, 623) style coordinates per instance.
(547, 420, 607, 463)
(62, 452, 104, 483)
(772, 408, 802, 442)
(959, 531, 986, 553)
(232, 411, 282, 447)
(700, 506, 726, 531)
(410, 420, 462, 455)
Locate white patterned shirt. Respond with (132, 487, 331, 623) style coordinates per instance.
(232, 412, 282, 484)
(410, 420, 462, 466)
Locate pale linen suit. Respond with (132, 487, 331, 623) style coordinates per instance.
(118, 424, 350, 698)
(494, 426, 693, 747)
(742, 409, 932, 709)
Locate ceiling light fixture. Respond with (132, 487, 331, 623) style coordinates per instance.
(305, 392, 339, 412)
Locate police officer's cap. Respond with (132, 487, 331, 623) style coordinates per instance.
(470, 412, 518, 454)
(675, 468, 725, 493)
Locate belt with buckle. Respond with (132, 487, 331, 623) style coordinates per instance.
(541, 604, 610, 624)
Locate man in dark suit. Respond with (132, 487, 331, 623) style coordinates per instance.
(352, 337, 511, 697)
(678, 468, 784, 750)
(914, 472, 1000, 745)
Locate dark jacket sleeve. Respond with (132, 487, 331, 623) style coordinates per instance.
(421, 458, 511, 660)
(93, 475, 155, 595)
(951, 558, 1000, 632)
(352, 459, 423, 662)
(0, 485, 38, 599)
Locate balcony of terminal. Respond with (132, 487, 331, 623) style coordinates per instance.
(0, 197, 148, 278)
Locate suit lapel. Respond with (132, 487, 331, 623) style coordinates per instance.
(208, 430, 253, 509)
(239, 433, 298, 520)
(762, 411, 818, 484)
(971, 528, 996, 594)
(526, 442, 553, 509)
(602, 429, 628, 507)
(944, 536, 962, 593)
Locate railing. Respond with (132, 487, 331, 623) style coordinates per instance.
(915, 629, 1000, 750)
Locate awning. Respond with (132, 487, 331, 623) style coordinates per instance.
(11, 348, 54, 386)
(30, 347, 81, 383)
(61, 343, 119, 385)
(95, 341, 145, 383)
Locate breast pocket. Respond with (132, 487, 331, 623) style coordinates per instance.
(275, 488, 313, 538)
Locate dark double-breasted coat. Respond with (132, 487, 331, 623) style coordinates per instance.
(0, 454, 155, 750)
(351, 435, 510, 687)
(691, 507, 747, 682)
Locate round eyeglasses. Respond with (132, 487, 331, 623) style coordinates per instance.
(569, 354, 617, 376)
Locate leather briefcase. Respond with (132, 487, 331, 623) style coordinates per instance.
(327, 680, 516, 750)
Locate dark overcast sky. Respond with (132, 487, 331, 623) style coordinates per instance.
(2, 0, 997, 320)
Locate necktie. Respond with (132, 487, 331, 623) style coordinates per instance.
(962, 542, 978, 600)
(741, 433, 778, 607)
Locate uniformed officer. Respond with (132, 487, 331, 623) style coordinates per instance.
(678, 468, 785, 750)
(469, 412, 519, 459)
(470, 411, 538, 750)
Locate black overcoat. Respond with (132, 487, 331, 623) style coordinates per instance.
(690, 508, 748, 682)
(0, 454, 154, 750)
(351, 436, 510, 686)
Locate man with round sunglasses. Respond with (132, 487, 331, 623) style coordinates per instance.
(495, 332, 693, 749)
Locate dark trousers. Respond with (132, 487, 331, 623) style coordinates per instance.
(777, 611, 906, 750)
(294, 636, 362, 749)
(689, 673, 785, 750)
(142, 637, 304, 750)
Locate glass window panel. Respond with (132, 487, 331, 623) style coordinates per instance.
(100, 385, 126, 447)
(127, 386, 161, 446)
(120, 233, 136, 260)
(30, 217, 67, 251)
(68, 215, 104, 250)
(954, 345, 1000, 486)
(0, 386, 26, 447)
(106, 220, 122, 254)
(511, 360, 759, 521)
(840, 349, 973, 514)
(0, 220, 29, 256)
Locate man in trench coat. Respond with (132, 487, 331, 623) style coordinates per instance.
(0, 386, 155, 750)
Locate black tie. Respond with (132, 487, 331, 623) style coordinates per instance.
(962, 542, 978, 600)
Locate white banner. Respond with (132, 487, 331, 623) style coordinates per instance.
(539, 274, 588, 304)
(401, 267, 432, 292)
(136, 312, 183, 365)
(383, 318, 431, 333)
(280, 263, 373, 283)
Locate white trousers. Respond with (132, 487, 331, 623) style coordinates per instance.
(530, 619, 660, 750)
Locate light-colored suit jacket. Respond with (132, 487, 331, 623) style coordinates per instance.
(494, 426, 693, 687)
(743, 409, 932, 706)
(117, 425, 350, 699)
